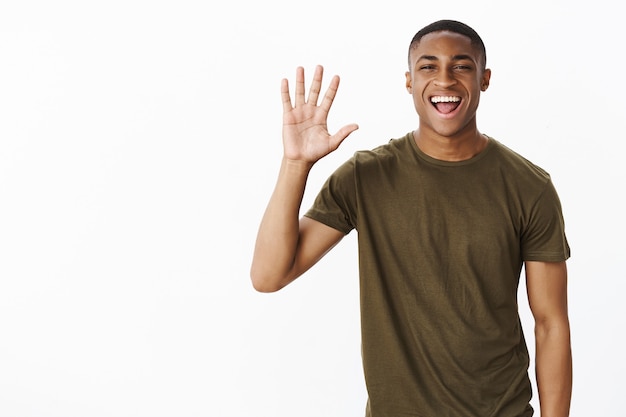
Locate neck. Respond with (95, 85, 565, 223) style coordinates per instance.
(412, 127, 488, 162)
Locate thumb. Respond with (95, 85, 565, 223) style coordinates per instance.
(329, 123, 359, 151)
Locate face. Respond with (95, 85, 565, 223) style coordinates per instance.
(405, 31, 491, 138)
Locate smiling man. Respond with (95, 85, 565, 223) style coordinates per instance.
(251, 20, 572, 417)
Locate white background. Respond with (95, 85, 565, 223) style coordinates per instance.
(0, 0, 623, 416)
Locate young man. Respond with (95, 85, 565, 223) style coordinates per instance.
(251, 20, 572, 417)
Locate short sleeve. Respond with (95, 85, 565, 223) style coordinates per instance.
(521, 179, 571, 262)
(304, 157, 358, 235)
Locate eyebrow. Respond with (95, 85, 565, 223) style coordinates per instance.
(416, 54, 476, 62)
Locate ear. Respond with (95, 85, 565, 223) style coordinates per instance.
(480, 68, 491, 91)
(405, 71, 412, 93)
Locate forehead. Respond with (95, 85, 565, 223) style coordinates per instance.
(410, 31, 481, 63)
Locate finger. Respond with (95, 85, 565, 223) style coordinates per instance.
(294, 66, 305, 106)
(306, 65, 324, 106)
(281, 78, 293, 113)
(328, 123, 359, 151)
(319, 74, 340, 115)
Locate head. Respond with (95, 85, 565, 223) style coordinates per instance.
(405, 20, 491, 139)
(408, 20, 487, 71)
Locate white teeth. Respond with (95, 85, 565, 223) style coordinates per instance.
(430, 96, 461, 103)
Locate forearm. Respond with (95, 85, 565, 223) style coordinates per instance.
(535, 319, 572, 417)
(250, 158, 313, 292)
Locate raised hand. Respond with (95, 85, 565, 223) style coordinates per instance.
(281, 65, 358, 164)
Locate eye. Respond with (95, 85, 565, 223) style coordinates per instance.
(419, 65, 436, 71)
(453, 64, 473, 71)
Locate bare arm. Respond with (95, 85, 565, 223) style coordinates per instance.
(250, 65, 358, 292)
(526, 260, 572, 417)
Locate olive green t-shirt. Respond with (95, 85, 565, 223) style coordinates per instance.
(305, 133, 570, 417)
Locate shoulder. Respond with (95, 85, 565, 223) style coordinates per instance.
(489, 139, 552, 185)
(352, 132, 414, 167)
(324, 133, 413, 188)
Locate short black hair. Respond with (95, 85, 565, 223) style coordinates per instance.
(407, 20, 487, 70)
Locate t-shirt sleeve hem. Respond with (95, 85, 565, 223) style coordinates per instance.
(523, 250, 571, 262)
(304, 209, 353, 235)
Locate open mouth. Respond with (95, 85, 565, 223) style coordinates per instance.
(430, 96, 461, 114)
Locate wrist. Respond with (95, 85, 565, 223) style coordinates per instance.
(282, 157, 315, 173)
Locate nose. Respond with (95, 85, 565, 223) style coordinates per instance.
(433, 69, 456, 88)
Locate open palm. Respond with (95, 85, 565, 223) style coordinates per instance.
(281, 65, 358, 164)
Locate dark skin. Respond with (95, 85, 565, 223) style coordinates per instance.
(251, 31, 572, 417)
(405, 31, 490, 161)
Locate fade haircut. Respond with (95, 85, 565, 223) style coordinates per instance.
(407, 20, 487, 71)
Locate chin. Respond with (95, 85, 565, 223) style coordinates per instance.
(430, 118, 475, 137)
